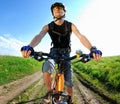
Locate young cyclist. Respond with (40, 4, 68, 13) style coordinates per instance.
(21, 2, 102, 104)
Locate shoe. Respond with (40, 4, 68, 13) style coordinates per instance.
(70, 99, 74, 104)
(41, 90, 52, 104)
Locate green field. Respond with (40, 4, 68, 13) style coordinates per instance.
(73, 55, 120, 103)
(0, 56, 43, 85)
(0, 55, 120, 103)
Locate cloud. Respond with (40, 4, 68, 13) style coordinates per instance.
(0, 34, 26, 56)
(0, 34, 51, 56)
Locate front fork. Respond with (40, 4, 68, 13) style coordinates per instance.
(51, 72, 64, 103)
(55, 73, 64, 92)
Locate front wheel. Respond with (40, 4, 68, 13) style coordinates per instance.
(67, 95, 72, 104)
(51, 97, 68, 104)
(53, 101, 68, 104)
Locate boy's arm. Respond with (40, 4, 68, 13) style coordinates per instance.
(21, 25, 49, 58)
(29, 25, 49, 47)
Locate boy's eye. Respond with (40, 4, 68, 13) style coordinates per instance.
(53, 7, 63, 10)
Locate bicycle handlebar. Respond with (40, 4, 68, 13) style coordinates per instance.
(30, 51, 93, 63)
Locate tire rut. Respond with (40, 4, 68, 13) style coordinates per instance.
(74, 70, 118, 104)
(0, 71, 112, 104)
(73, 75, 102, 104)
(0, 72, 43, 104)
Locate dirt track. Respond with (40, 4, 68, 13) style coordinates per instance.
(0, 71, 107, 104)
(0, 72, 42, 104)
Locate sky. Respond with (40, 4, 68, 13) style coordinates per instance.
(0, 0, 120, 57)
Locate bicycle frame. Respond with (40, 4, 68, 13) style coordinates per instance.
(54, 73, 64, 92)
(30, 51, 92, 104)
(51, 60, 71, 104)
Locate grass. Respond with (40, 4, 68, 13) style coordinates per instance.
(73, 55, 120, 103)
(1, 55, 120, 103)
(0, 55, 43, 85)
(8, 80, 46, 104)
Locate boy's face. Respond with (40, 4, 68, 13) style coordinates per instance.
(52, 6, 65, 18)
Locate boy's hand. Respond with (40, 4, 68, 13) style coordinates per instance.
(90, 46, 102, 61)
(21, 45, 34, 58)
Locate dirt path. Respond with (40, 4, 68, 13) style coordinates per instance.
(0, 72, 43, 104)
(73, 75, 102, 104)
(0, 71, 104, 104)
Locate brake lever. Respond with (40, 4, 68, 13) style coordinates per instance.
(80, 57, 91, 63)
(80, 54, 92, 63)
(74, 54, 92, 63)
(30, 52, 44, 61)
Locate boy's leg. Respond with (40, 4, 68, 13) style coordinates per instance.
(64, 61, 74, 103)
(42, 59, 55, 103)
(67, 87, 74, 104)
(43, 72, 52, 92)
(42, 59, 55, 92)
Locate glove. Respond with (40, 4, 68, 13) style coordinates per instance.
(21, 45, 34, 55)
(90, 46, 102, 57)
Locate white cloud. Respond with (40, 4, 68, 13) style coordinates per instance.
(0, 34, 51, 56)
(0, 34, 25, 56)
(72, 0, 120, 56)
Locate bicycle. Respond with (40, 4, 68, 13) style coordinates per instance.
(30, 50, 92, 104)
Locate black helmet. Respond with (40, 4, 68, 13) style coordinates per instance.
(51, 2, 66, 14)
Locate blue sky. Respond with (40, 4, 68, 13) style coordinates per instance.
(0, 0, 120, 56)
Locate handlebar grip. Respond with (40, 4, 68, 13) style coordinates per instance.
(76, 49, 83, 58)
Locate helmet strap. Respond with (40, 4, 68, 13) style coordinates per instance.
(54, 14, 65, 22)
